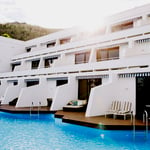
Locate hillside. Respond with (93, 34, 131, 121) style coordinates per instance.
(0, 22, 61, 41)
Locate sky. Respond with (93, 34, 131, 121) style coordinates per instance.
(0, 0, 150, 29)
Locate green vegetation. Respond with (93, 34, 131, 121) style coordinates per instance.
(2, 33, 11, 38)
(0, 22, 60, 41)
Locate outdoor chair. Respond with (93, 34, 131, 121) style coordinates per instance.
(113, 101, 133, 121)
(63, 100, 87, 112)
(105, 100, 121, 118)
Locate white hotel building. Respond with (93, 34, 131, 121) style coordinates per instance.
(0, 4, 150, 118)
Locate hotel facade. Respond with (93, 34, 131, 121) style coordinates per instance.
(0, 4, 150, 118)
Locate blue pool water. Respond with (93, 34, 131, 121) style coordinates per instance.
(0, 112, 149, 150)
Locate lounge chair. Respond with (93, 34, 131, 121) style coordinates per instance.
(105, 100, 121, 118)
(113, 101, 133, 121)
(63, 100, 87, 112)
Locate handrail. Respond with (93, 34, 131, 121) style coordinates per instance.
(133, 110, 148, 140)
(38, 101, 41, 118)
(30, 101, 34, 117)
(143, 110, 148, 139)
(30, 101, 41, 118)
(132, 114, 135, 140)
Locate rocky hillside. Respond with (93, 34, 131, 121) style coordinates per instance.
(0, 22, 60, 41)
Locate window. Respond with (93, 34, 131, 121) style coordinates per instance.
(56, 80, 68, 86)
(13, 81, 18, 85)
(44, 57, 58, 68)
(47, 41, 56, 48)
(26, 48, 31, 52)
(11, 62, 21, 71)
(75, 52, 90, 64)
(26, 80, 39, 87)
(112, 21, 133, 32)
(60, 38, 71, 44)
(31, 60, 40, 69)
(25, 45, 36, 52)
(97, 47, 119, 61)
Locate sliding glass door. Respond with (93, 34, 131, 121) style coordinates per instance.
(78, 78, 101, 100)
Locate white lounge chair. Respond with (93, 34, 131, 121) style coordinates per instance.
(113, 101, 133, 121)
(63, 100, 87, 112)
(105, 100, 121, 118)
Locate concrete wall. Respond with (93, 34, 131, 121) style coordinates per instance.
(86, 74, 135, 117)
(0, 80, 8, 97)
(0, 37, 25, 72)
(16, 78, 48, 107)
(47, 80, 57, 99)
(51, 76, 78, 110)
(53, 53, 75, 67)
(1, 80, 25, 104)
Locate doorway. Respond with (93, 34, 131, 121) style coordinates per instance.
(78, 78, 102, 100)
(136, 76, 150, 119)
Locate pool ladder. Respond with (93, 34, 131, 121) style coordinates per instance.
(143, 110, 149, 138)
(133, 111, 148, 140)
(30, 102, 41, 118)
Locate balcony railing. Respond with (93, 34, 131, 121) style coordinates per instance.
(97, 56, 119, 62)
(75, 60, 89, 64)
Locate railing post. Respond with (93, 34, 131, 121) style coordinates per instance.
(38, 101, 41, 118)
(30, 102, 34, 117)
(133, 114, 135, 140)
(143, 110, 148, 139)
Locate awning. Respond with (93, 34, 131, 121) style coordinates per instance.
(47, 77, 68, 80)
(76, 74, 109, 79)
(24, 78, 39, 82)
(118, 72, 150, 78)
(7, 80, 18, 83)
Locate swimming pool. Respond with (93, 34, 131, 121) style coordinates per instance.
(0, 112, 149, 150)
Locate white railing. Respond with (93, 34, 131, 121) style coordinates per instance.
(143, 110, 149, 139)
(97, 56, 119, 62)
(133, 110, 149, 140)
(30, 101, 41, 118)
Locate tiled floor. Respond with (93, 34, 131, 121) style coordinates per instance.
(0, 105, 149, 130)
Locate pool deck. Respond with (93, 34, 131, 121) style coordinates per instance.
(0, 104, 56, 114)
(55, 110, 149, 130)
(0, 105, 149, 130)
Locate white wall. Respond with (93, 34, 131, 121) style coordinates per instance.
(47, 80, 57, 99)
(0, 80, 8, 97)
(125, 42, 150, 57)
(0, 37, 25, 72)
(86, 74, 135, 117)
(51, 76, 78, 110)
(14, 60, 32, 71)
(16, 78, 48, 107)
(1, 80, 25, 104)
(52, 54, 74, 67)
